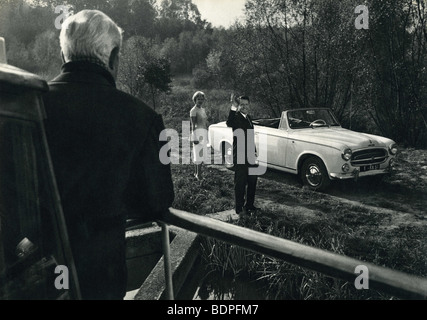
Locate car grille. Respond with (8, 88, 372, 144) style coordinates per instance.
(351, 148, 388, 166)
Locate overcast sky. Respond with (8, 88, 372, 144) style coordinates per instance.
(192, 0, 246, 28)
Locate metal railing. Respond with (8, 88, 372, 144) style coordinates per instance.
(158, 208, 427, 300)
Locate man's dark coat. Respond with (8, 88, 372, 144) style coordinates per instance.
(226, 109, 258, 212)
(42, 61, 174, 299)
(226, 110, 257, 166)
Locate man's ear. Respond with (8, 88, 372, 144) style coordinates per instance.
(109, 47, 120, 70)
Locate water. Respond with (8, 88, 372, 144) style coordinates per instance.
(193, 271, 266, 300)
(177, 260, 266, 300)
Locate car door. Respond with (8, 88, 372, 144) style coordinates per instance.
(284, 130, 301, 171)
(254, 125, 289, 168)
(0, 62, 81, 300)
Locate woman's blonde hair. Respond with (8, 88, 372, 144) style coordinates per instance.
(192, 91, 205, 103)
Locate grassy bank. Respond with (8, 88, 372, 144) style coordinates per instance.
(170, 154, 427, 300)
(198, 209, 426, 300)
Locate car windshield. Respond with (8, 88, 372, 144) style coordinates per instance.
(287, 109, 340, 129)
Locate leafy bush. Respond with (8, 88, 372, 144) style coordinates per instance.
(191, 64, 214, 89)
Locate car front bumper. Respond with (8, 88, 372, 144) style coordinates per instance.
(329, 166, 394, 181)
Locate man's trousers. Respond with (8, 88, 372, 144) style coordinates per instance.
(234, 164, 258, 212)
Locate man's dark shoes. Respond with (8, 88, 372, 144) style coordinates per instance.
(245, 206, 260, 216)
(236, 207, 248, 217)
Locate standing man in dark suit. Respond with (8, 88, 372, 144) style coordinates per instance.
(226, 95, 260, 216)
(42, 10, 174, 299)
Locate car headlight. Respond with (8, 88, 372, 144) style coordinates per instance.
(341, 148, 352, 161)
(389, 143, 398, 155)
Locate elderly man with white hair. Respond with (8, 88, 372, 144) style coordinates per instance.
(42, 10, 174, 300)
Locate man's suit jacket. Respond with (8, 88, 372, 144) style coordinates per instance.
(42, 61, 174, 299)
(226, 109, 257, 166)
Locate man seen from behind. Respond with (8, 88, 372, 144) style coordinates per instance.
(42, 10, 174, 300)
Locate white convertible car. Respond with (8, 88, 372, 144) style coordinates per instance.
(208, 108, 398, 191)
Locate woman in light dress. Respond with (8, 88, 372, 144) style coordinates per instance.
(190, 91, 209, 180)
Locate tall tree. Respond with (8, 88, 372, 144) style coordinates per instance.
(38, 0, 157, 38)
(138, 57, 172, 109)
(225, 0, 361, 117)
(214, 0, 427, 146)
(155, 0, 208, 40)
(158, 0, 202, 24)
(366, 0, 427, 146)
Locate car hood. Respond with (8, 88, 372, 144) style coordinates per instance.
(288, 127, 394, 150)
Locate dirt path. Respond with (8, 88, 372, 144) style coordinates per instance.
(207, 156, 427, 231)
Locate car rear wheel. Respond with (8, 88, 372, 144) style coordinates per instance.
(222, 142, 234, 169)
(301, 157, 330, 191)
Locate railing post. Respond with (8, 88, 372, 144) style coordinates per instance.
(160, 222, 174, 300)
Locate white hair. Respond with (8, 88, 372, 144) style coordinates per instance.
(60, 10, 123, 66)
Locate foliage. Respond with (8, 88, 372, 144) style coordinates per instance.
(212, 0, 426, 146)
(1, 0, 426, 147)
(158, 0, 205, 27)
(191, 63, 214, 89)
(117, 36, 150, 98)
(138, 57, 172, 109)
(364, 0, 427, 146)
(231, 217, 423, 299)
(117, 36, 172, 109)
(170, 164, 234, 214)
(0, 0, 61, 76)
(139, 58, 172, 92)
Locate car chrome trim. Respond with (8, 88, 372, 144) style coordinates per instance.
(285, 137, 342, 152)
(258, 161, 297, 173)
(330, 168, 390, 180)
(351, 148, 388, 166)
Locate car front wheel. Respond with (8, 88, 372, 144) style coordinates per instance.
(301, 157, 331, 191)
